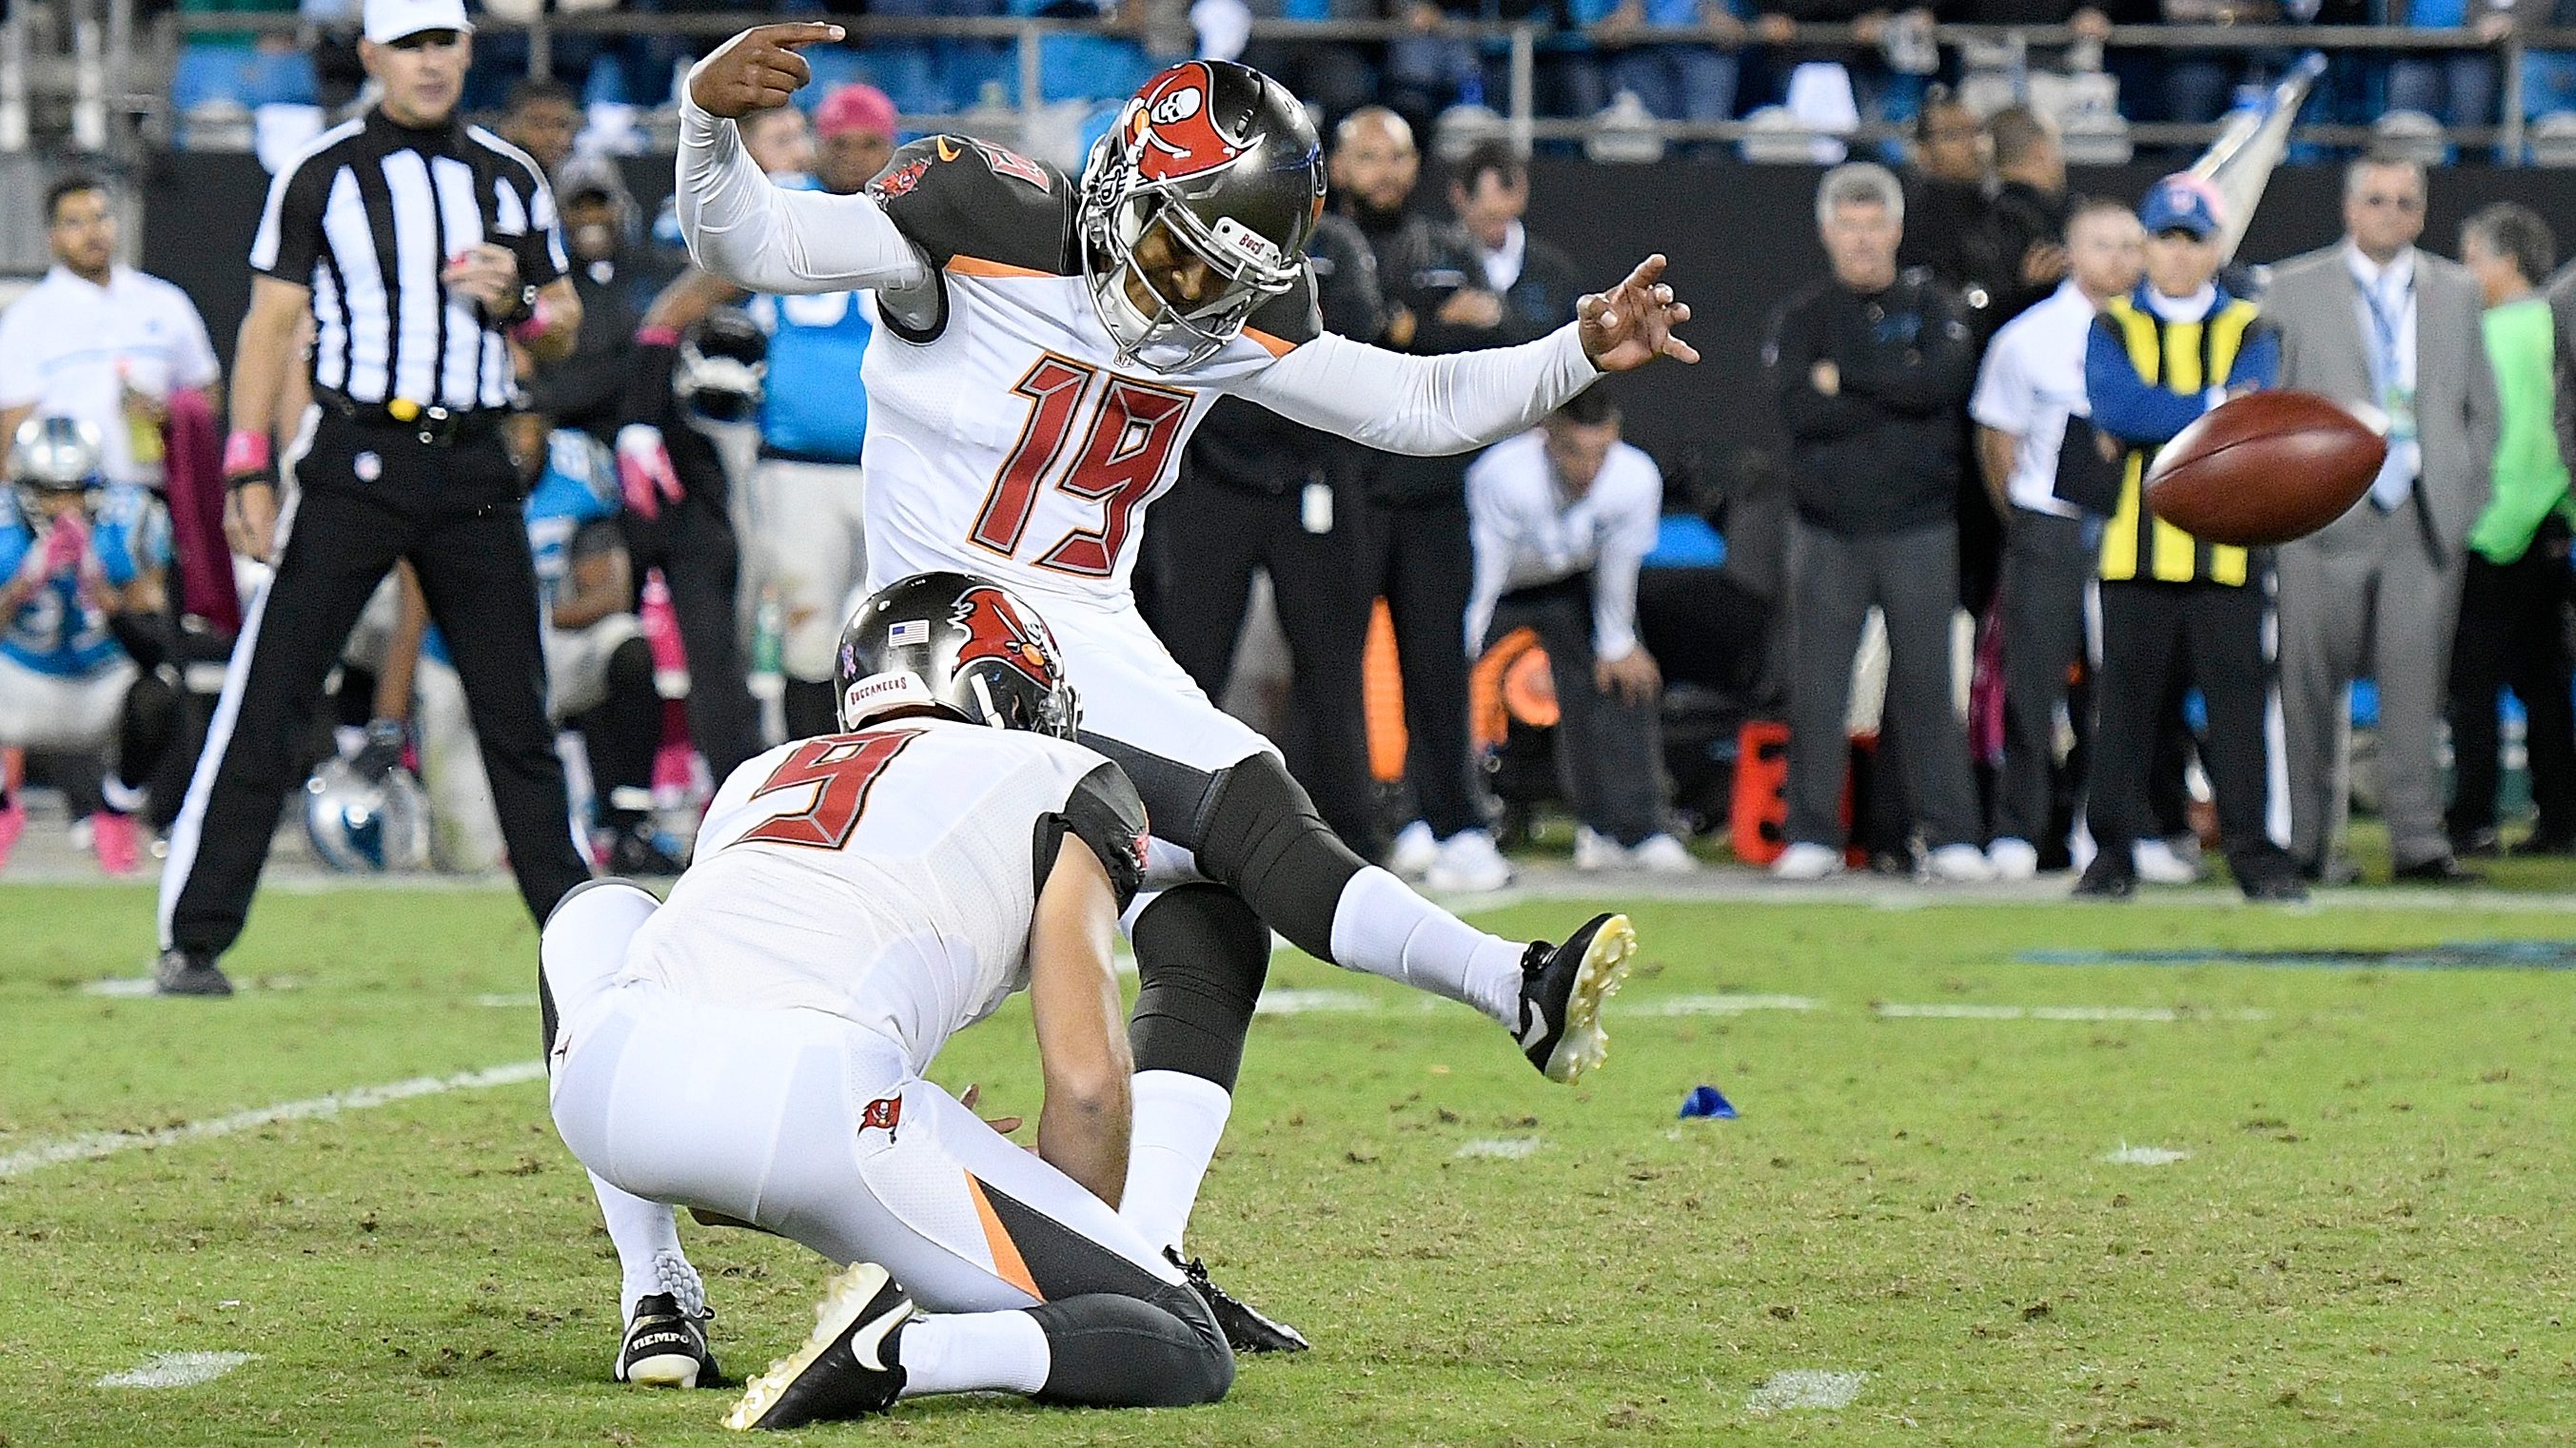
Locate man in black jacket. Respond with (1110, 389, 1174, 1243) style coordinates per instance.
(523, 158, 654, 438)
(1446, 140, 1587, 347)
(1762, 161, 1988, 882)
(1145, 209, 1387, 856)
(1333, 106, 1517, 893)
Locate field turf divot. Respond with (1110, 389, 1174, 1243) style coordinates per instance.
(95, 1353, 258, 1389)
(1746, 1369, 1869, 1413)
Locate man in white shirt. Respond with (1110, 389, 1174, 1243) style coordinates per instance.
(1465, 390, 1695, 871)
(0, 176, 222, 490)
(1969, 198, 2141, 879)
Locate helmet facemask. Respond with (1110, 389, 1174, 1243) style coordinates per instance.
(1078, 61, 1323, 374)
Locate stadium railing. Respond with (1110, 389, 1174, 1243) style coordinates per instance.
(15, 0, 2576, 163)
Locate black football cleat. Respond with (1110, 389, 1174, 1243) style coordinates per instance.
(153, 949, 235, 997)
(1514, 912, 1635, 1084)
(2071, 862, 2136, 900)
(1167, 1247, 1308, 1354)
(724, 1262, 911, 1431)
(618, 1292, 719, 1388)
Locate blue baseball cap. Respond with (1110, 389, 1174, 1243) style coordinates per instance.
(2138, 174, 2223, 239)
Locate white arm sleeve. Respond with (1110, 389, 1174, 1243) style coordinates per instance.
(1463, 457, 1514, 656)
(1237, 324, 1601, 457)
(676, 97, 937, 316)
(1590, 460, 1662, 662)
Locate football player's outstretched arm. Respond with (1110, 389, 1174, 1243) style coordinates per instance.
(676, 23, 937, 322)
(1240, 254, 1696, 456)
(1027, 839, 1134, 1208)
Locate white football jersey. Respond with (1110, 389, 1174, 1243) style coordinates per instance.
(855, 136, 1325, 609)
(620, 715, 1148, 1073)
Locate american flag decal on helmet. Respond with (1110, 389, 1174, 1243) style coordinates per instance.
(888, 619, 930, 647)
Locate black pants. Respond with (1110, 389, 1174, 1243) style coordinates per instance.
(1994, 510, 2092, 848)
(1145, 473, 1380, 853)
(619, 486, 762, 785)
(2447, 536, 2576, 843)
(160, 415, 590, 955)
(1357, 491, 1480, 838)
(1783, 518, 1982, 851)
(1485, 574, 1667, 844)
(2085, 579, 2289, 882)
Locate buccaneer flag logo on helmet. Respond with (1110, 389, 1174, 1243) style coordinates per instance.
(950, 585, 1061, 690)
(1123, 63, 1244, 184)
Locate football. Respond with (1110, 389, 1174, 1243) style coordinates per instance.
(2141, 388, 2388, 547)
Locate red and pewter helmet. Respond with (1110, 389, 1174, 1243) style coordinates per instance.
(834, 571, 1080, 739)
(1078, 59, 1325, 373)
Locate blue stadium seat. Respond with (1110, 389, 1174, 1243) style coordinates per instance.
(173, 43, 321, 112)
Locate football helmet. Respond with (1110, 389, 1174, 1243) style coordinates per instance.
(1077, 60, 1324, 372)
(674, 308, 768, 425)
(303, 756, 431, 872)
(834, 571, 1078, 738)
(9, 415, 106, 519)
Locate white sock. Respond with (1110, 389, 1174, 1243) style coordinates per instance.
(895, 1310, 1051, 1398)
(593, 1171, 695, 1324)
(1118, 1069, 1233, 1254)
(1327, 866, 1524, 1026)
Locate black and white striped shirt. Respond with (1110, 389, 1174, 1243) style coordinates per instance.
(249, 108, 567, 413)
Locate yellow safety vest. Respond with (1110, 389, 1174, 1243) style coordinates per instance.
(2097, 295, 2258, 587)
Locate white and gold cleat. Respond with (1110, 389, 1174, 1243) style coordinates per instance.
(1514, 911, 1636, 1084)
(722, 1262, 912, 1431)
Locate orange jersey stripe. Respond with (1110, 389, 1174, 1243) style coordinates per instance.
(947, 255, 1057, 280)
(964, 1174, 1045, 1301)
(1242, 327, 1297, 359)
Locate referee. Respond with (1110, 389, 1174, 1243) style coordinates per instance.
(155, 0, 591, 995)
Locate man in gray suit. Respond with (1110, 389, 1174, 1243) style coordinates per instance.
(2269, 155, 2499, 884)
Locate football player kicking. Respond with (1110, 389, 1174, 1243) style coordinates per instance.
(542, 572, 1232, 1427)
(673, 26, 1696, 1342)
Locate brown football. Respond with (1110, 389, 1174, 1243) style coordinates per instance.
(2142, 389, 2388, 547)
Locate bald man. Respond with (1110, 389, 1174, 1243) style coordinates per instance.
(1329, 108, 1515, 893)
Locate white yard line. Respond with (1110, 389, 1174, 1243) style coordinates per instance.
(96, 1352, 258, 1389)
(1649, 993, 1822, 1015)
(1253, 988, 1380, 1015)
(2103, 1144, 2191, 1165)
(0, 1062, 545, 1181)
(1873, 1003, 2270, 1022)
(1746, 1369, 1869, 1413)
(1453, 1136, 1544, 1160)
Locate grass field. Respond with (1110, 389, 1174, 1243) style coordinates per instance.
(7, 875, 2576, 1447)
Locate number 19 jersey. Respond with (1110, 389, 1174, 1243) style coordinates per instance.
(855, 135, 1324, 608)
(619, 716, 1148, 1075)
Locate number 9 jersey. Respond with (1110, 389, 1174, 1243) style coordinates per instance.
(620, 714, 1149, 1078)
(854, 134, 1324, 608)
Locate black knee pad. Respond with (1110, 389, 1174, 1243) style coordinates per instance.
(1128, 884, 1269, 1090)
(1195, 753, 1363, 958)
(1024, 1285, 1233, 1408)
(118, 671, 182, 790)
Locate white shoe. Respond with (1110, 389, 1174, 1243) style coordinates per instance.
(1573, 826, 1628, 871)
(1925, 843, 1996, 883)
(1770, 842, 1843, 880)
(1987, 837, 2040, 881)
(1386, 820, 1437, 878)
(1628, 833, 1701, 874)
(1425, 829, 1514, 893)
(2134, 837, 2202, 885)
